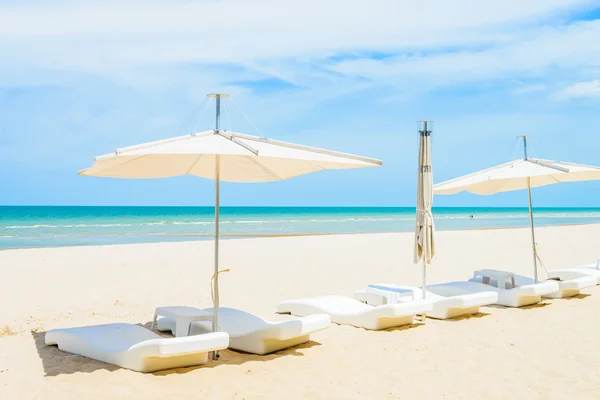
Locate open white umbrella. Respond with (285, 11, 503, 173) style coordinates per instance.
(79, 94, 382, 350)
(414, 122, 435, 315)
(434, 136, 600, 282)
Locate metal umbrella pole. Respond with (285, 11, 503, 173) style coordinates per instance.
(519, 136, 539, 283)
(210, 94, 226, 360)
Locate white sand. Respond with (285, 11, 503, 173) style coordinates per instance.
(1, 224, 600, 399)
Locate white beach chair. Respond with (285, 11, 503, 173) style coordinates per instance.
(157, 307, 330, 355)
(467, 268, 595, 299)
(277, 295, 433, 330)
(354, 284, 498, 319)
(512, 274, 596, 299)
(45, 323, 229, 373)
(550, 260, 600, 285)
(426, 279, 558, 308)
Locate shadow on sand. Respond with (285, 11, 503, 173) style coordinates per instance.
(32, 322, 322, 377)
(559, 293, 590, 300)
(382, 321, 426, 332)
(440, 312, 492, 322)
(31, 330, 120, 376)
(518, 301, 552, 310)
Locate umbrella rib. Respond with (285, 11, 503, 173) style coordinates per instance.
(227, 131, 382, 165)
(526, 159, 570, 173)
(246, 157, 285, 180)
(301, 159, 327, 172)
(185, 154, 204, 175)
(219, 131, 259, 155)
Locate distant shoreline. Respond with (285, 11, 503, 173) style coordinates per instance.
(2, 221, 600, 252)
(2, 205, 600, 209)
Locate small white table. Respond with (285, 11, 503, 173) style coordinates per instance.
(151, 306, 213, 337)
(473, 269, 516, 289)
(367, 284, 416, 303)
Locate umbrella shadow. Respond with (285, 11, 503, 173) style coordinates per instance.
(517, 301, 552, 310)
(382, 322, 426, 332)
(151, 341, 321, 376)
(33, 324, 321, 377)
(439, 312, 492, 322)
(559, 293, 590, 300)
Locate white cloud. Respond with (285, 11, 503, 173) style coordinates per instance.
(558, 80, 600, 99)
(511, 84, 547, 95)
(0, 0, 595, 72)
(0, 0, 597, 106)
(330, 20, 600, 88)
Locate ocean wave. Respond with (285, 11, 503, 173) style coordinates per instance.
(2, 213, 600, 231)
(4, 223, 134, 229)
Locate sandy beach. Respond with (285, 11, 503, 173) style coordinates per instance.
(1, 224, 600, 399)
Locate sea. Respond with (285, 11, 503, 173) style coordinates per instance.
(1, 206, 600, 250)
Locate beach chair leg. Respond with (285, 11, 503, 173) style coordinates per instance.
(151, 312, 158, 331)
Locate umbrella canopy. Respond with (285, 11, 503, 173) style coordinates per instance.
(414, 123, 435, 304)
(434, 158, 600, 195)
(433, 137, 600, 282)
(79, 130, 380, 181)
(79, 94, 382, 358)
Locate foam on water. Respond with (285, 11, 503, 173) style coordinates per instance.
(1, 206, 599, 250)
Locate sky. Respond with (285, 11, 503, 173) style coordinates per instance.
(1, 0, 600, 207)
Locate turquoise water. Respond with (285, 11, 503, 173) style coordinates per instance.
(1, 206, 600, 250)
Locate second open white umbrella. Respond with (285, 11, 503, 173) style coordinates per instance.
(434, 136, 600, 282)
(80, 94, 383, 348)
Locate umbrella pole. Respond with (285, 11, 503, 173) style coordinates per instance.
(212, 155, 221, 360)
(421, 257, 427, 321)
(212, 95, 222, 360)
(527, 178, 538, 283)
(521, 137, 538, 283)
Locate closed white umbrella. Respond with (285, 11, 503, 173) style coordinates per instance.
(434, 136, 600, 282)
(79, 94, 382, 354)
(414, 122, 435, 320)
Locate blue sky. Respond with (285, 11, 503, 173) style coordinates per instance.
(1, 0, 599, 207)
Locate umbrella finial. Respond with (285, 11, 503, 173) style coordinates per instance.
(418, 121, 434, 135)
(207, 94, 230, 133)
(517, 135, 529, 160)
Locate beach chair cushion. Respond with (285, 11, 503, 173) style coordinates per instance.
(427, 280, 558, 308)
(157, 307, 330, 355)
(45, 323, 229, 373)
(277, 295, 432, 330)
(361, 284, 498, 319)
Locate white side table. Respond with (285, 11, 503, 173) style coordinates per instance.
(473, 269, 516, 289)
(367, 284, 416, 303)
(151, 306, 213, 337)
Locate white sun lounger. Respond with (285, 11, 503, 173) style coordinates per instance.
(512, 274, 597, 299)
(467, 268, 594, 299)
(45, 323, 229, 373)
(426, 280, 558, 308)
(277, 295, 433, 330)
(355, 284, 498, 319)
(157, 307, 330, 355)
(550, 260, 600, 285)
